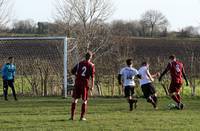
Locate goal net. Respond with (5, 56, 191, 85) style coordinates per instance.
(0, 37, 78, 97)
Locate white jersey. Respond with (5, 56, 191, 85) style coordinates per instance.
(119, 67, 139, 86)
(138, 66, 151, 86)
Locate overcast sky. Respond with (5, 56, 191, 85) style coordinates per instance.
(12, 0, 200, 31)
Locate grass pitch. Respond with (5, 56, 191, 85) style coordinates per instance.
(0, 96, 200, 131)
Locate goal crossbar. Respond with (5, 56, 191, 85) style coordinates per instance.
(0, 36, 67, 40)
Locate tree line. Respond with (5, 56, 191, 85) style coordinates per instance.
(1, 11, 200, 38)
(0, 0, 199, 38)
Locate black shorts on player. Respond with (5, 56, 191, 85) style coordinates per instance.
(141, 83, 156, 99)
(124, 86, 137, 110)
(141, 83, 157, 109)
(124, 86, 135, 97)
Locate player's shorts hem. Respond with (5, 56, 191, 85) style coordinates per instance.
(124, 86, 135, 97)
(141, 83, 156, 98)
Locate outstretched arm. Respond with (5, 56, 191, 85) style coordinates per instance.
(146, 70, 154, 82)
(151, 72, 160, 78)
(159, 68, 169, 81)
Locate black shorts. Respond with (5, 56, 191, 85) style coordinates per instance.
(124, 86, 135, 97)
(141, 83, 156, 99)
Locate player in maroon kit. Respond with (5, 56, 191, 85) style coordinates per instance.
(159, 55, 189, 109)
(69, 52, 95, 121)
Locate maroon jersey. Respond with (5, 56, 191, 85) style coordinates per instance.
(72, 60, 95, 88)
(167, 61, 183, 84)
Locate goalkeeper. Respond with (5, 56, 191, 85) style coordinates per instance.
(1, 57, 17, 101)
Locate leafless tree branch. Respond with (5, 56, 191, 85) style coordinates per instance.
(0, 0, 12, 30)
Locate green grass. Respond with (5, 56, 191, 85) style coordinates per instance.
(0, 96, 200, 131)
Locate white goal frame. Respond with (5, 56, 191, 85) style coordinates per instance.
(0, 36, 72, 98)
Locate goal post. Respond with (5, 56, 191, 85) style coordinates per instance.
(0, 36, 75, 98)
(63, 37, 68, 98)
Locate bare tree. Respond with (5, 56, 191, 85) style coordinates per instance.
(140, 10, 169, 37)
(0, 0, 12, 30)
(55, 0, 114, 54)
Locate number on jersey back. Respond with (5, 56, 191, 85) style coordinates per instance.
(72, 60, 95, 80)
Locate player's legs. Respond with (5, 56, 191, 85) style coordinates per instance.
(149, 93, 158, 109)
(169, 83, 181, 103)
(124, 86, 132, 110)
(3, 80, 9, 101)
(169, 92, 183, 109)
(141, 83, 157, 109)
(80, 87, 89, 120)
(80, 100, 87, 120)
(169, 83, 183, 109)
(125, 86, 137, 111)
(169, 92, 180, 103)
(8, 80, 17, 100)
(70, 98, 78, 120)
(149, 83, 158, 109)
(70, 86, 81, 120)
(175, 85, 182, 104)
(151, 93, 158, 106)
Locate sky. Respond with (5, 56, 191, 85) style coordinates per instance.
(12, 0, 55, 22)
(12, 0, 200, 31)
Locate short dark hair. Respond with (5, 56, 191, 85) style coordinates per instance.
(8, 57, 13, 60)
(85, 51, 92, 60)
(126, 59, 132, 66)
(141, 61, 148, 66)
(169, 55, 176, 60)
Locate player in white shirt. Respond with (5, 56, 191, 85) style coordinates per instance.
(118, 59, 141, 111)
(138, 62, 160, 109)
